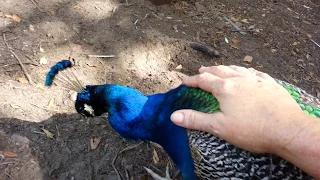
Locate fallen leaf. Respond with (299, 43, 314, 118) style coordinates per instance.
(49, 10, 55, 15)
(195, 2, 207, 12)
(5, 14, 22, 22)
(172, 25, 178, 32)
(224, 37, 229, 43)
(152, 149, 159, 164)
(271, 49, 277, 53)
(10, 104, 20, 109)
(231, 39, 240, 44)
(40, 47, 45, 52)
(4, 151, 18, 158)
(175, 64, 183, 70)
(292, 42, 298, 46)
(90, 136, 101, 150)
(41, 128, 54, 139)
(241, 19, 248, 23)
(307, 34, 312, 38)
(292, 78, 299, 83)
(39, 57, 47, 64)
(47, 98, 55, 109)
(16, 77, 28, 84)
(243, 55, 253, 63)
(230, 45, 238, 49)
(248, 25, 255, 29)
(29, 24, 35, 31)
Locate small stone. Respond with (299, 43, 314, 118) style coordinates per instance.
(175, 64, 183, 70)
(195, 3, 207, 12)
(29, 24, 35, 31)
(39, 57, 47, 64)
(11, 133, 30, 145)
(243, 55, 253, 63)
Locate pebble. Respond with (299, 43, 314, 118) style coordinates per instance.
(10, 133, 30, 145)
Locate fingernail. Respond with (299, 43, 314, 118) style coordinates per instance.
(171, 112, 184, 124)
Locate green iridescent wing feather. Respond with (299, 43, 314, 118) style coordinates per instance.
(176, 80, 320, 118)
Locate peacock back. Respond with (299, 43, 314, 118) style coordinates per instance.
(174, 79, 319, 179)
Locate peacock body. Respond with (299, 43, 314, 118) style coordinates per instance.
(45, 60, 320, 179)
(183, 79, 320, 179)
(74, 79, 319, 180)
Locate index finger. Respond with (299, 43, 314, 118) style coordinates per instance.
(182, 72, 226, 97)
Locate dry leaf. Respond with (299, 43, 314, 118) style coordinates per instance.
(224, 37, 229, 43)
(243, 55, 253, 63)
(47, 98, 55, 109)
(231, 39, 240, 44)
(41, 128, 54, 139)
(16, 77, 29, 84)
(241, 19, 248, 23)
(5, 14, 22, 22)
(292, 78, 299, 83)
(4, 151, 18, 158)
(175, 64, 183, 70)
(231, 45, 238, 49)
(49, 10, 55, 15)
(90, 136, 101, 150)
(292, 42, 298, 46)
(29, 24, 35, 31)
(40, 57, 47, 64)
(152, 149, 159, 164)
(10, 104, 20, 109)
(307, 34, 312, 38)
(248, 25, 255, 29)
(271, 49, 277, 53)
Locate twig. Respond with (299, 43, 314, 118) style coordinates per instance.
(87, 55, 115, 58)
(3, 33, 35, 85)
(55, 124, 60, 136)
(223, 15, 246, 35)
(310, 39, 320, 48)
(0, 160, 19, 165)
(30, 103, 66, 113)
(29, 0, 52, 16)
(112, 142, 144, 180)
(4, 172, 13, 179)
(119, 0, 136, 6)
(231, 29, 255, 32)
(2, 62, 38, 67)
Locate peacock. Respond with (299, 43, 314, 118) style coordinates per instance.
(45, 60, 320, 180)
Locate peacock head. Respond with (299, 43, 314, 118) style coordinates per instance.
(75, 85, 105, 117)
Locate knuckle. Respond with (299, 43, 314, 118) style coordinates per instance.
(220, 79, 236, 93)
(187, 111, 197, 128)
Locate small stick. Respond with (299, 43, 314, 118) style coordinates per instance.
(88, 55, 115, 58)
(3, 33, 35, 85)
(310, 39, 320, 48)
(29, 0, 52, 16)
(223, 15, 246, 35)
(4, 172, 13, 179)
(55, 124, 60, 136)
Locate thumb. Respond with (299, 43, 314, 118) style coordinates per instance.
(170, 110, 225, 136)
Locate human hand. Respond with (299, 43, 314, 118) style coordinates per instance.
(171, 65, 307, 154)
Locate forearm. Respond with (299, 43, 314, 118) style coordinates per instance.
(274, 115, 320, 179)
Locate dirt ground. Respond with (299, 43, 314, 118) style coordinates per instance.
(0, 0, 319, 179)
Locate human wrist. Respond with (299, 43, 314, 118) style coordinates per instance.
(271, 112, 318, 157)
